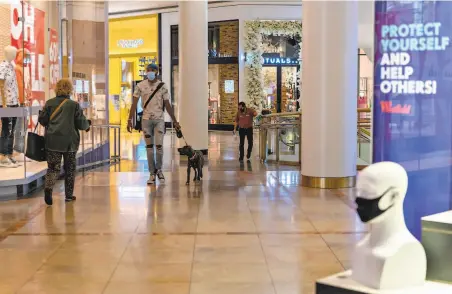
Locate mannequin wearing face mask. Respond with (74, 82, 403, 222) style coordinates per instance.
(351, 162, 426, 290)
(0, 46, 20, 168)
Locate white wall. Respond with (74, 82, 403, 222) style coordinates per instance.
(161, 3, 302, 121)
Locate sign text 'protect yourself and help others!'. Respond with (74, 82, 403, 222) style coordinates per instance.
(379, 22, 450, 95)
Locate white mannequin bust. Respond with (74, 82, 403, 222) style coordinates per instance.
(351, 161, 426, 290)
(4, 45, 17, 63)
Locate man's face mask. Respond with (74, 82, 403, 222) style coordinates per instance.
(355, 187, 397, 223)
(147, 71, 156, 81)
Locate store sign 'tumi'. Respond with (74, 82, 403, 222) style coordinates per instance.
(117, 39, 144, 49)
(263, 57, 299, 65)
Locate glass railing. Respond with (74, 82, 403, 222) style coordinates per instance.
(0, 105, 119, 188)
(258, 109, 373, 168)
(78, 124, 121, 170)
(259, 112, 301, 165)
(0, 106, 46, 183)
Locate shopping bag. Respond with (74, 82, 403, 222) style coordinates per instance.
(25, 125, 46, 162)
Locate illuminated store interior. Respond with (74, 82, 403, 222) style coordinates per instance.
(0, 1, 109, 194)
(108, 14, 159, 129)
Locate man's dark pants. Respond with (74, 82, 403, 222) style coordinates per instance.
(239, 127, 253, 160)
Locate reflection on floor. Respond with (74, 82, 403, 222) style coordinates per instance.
(0, 132, 366, 294)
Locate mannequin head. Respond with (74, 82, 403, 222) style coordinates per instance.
(4, 46, 18, 63)
(355, 162, 408, 224)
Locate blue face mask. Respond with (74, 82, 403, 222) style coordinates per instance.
(147, 72, 156, 81)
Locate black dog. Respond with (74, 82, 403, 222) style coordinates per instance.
(177, 145, 204, 185)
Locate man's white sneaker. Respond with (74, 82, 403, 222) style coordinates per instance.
(147, 174, 156, 185)
(156, 170, 165, 183)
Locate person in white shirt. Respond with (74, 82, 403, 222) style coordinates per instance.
(127, 64, 180, 184)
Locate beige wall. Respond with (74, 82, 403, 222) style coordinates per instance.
(0, 5, 11, 61)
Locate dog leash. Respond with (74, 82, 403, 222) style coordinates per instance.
(181, 135, 188, 146)
(176, 128, 189, 146)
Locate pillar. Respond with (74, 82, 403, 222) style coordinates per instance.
(301, 0, 358, 188)
(178, 0, 208, 152)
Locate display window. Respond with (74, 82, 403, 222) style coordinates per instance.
(0, 1, 110, 189)
(171, 20, 239, 130)
(108, 15, 159, 130)
(0, 1, 59, 182)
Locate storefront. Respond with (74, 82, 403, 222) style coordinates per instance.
(0, 1, 59, 179)
(170, 20, 239, 131)
(0, 1, 110, 197)
(244, 20, 302, 114)
(108, 14, 159, 129)
(261, 55, 300, 113)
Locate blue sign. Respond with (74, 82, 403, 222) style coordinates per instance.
(263, 57, 299, 65)
(373, 1, 452, 238)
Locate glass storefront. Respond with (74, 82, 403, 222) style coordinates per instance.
(171, 20, 239, 130)
(0, 1, 59, 181)
(0, 1, 110, 191)
(108, 15, 159, 130)
(260, 33, 301, 114)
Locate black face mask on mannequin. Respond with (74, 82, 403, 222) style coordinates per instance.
(355, 187, 397, 223)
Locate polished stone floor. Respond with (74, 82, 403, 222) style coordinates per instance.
(0, 133, 365, 294)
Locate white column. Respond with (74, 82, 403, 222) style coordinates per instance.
(301, 0, 358, 188)
(178, 0, 208, 151)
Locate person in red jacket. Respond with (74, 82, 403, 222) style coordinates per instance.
(234, 102, 257, 162)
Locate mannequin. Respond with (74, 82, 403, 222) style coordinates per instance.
(13, 48, 31, 157)
(351, 162, 426, 289)
(0, 45, 19, 168)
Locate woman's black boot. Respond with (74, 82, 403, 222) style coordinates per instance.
(44, 189, 53, 206)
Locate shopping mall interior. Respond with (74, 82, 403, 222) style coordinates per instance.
(0, 0, 452, 293)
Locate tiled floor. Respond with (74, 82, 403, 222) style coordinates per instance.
(0, 133, 366, 294)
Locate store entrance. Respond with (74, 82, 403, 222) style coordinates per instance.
(262, 65, 299, 113)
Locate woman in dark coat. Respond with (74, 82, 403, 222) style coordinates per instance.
(38, 79, 90, 205)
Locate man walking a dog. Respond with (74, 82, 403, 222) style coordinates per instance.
(127, 64, 180, 185)
(234, 102, 257, 162)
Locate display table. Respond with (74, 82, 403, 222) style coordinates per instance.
(422, 211, 452, 283)
(316, 271, 452, 294)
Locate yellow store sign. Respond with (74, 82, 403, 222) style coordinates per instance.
(109, 15, 158, 57)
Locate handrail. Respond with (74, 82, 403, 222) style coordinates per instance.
(259, 112, 301, 165)
(259, 123, 300, 128)
(262, 111, 302, 118)
(79, 123, 121, 171)
(258, 108, 373, 166)
(90, 124, 121, 129)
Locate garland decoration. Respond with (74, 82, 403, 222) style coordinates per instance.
(244, 20, 302, 111)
